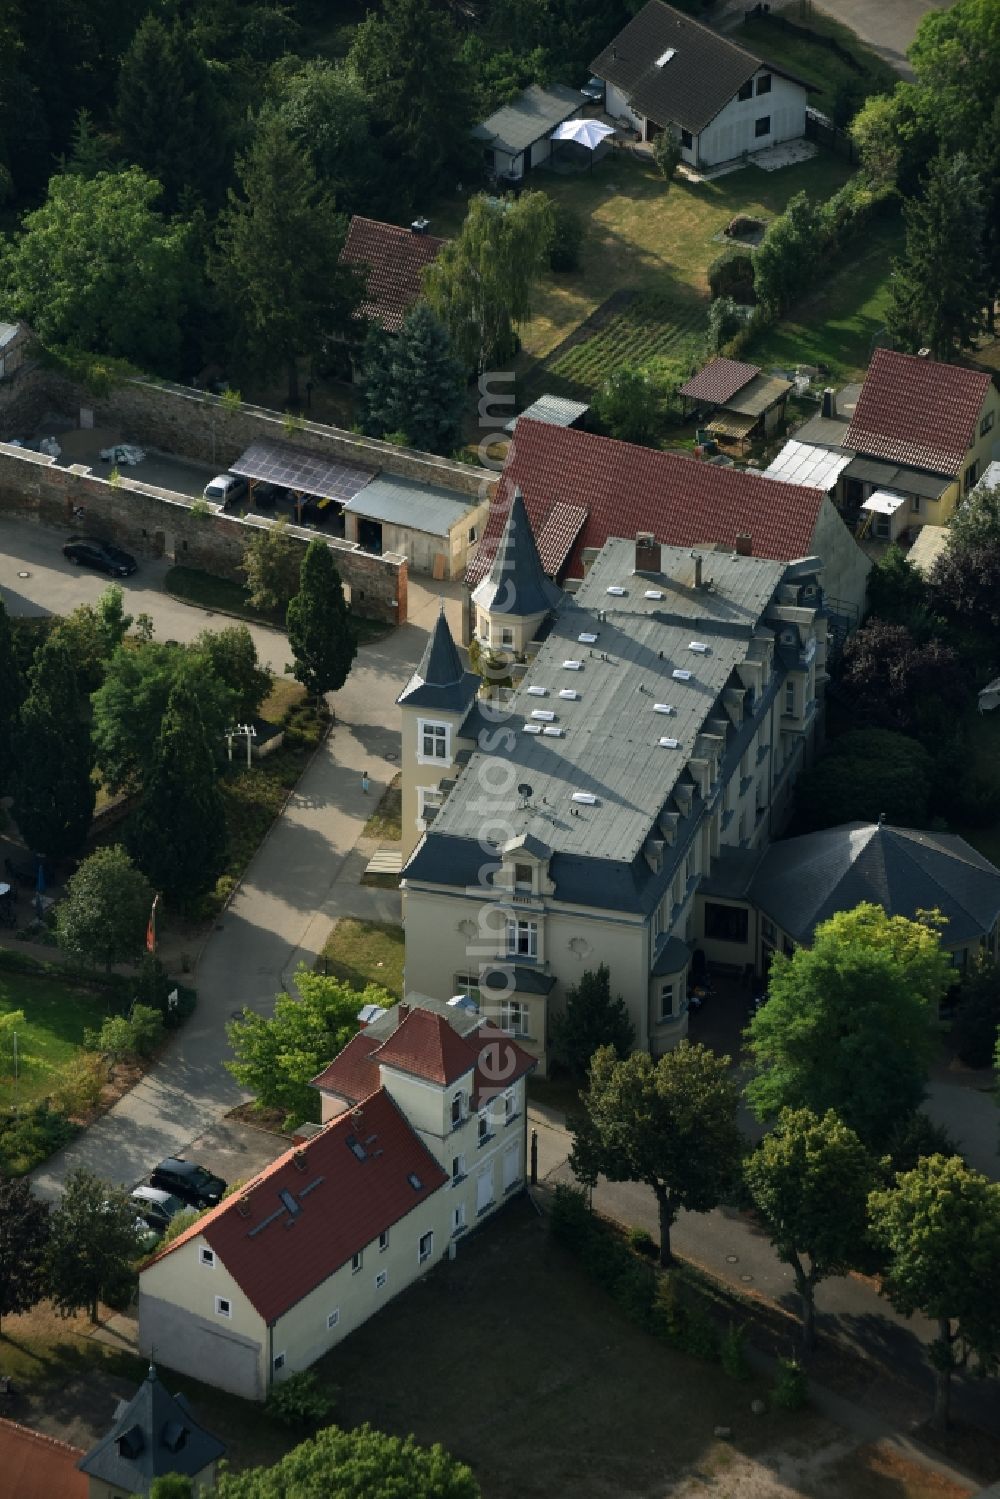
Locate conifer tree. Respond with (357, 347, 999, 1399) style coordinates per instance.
(0, 596, 25, 798)
(392, 303, 465, 455)
(286, 540, 357, 701)
(13, 632, 95, 861)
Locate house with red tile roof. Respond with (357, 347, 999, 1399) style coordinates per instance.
(340, 216, 446, 334)
(0, 1419, 87, 1499)
(467, 418, 870, 621)
(139, 1007, 534, 1400)
(679, 356, 792, 446)
(785, 349, 1000, 544)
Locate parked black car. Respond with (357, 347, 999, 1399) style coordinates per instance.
(150, 1158, 227, 1209)
(63, 536, 138, 577)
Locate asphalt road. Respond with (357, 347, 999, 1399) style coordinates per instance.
(711, 0, 956, 79)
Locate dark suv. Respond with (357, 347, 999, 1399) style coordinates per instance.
(63, 536, 138, 577)
(150, 1158, 227, 1209)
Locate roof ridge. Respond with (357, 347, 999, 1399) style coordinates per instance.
(644, 0, 768, 68)
(879, 824, 994, 931)
(0, 1420, 85, 1461)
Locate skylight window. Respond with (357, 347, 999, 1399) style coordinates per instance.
(688, 641, 709, 654)
(644, 589, 664, 600)
(659, 736, 680, 748)
(559, 689, 580, 700)
(523, 723, 542, 734)
(542, 726, 564, 737)
(578, 632, 598, 644)
(408, 1173, 423, 1191)
(562, 659, 582, 670)
(571, 792, 597, 805)
(672, 668, 693, 681)
(654, 46, 676, 66)
(526, 685, 547, 697)
(606, 586, 626, 596)
(530, 709, 555, 721)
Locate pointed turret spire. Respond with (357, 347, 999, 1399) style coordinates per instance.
(472, 487, 561, 619)
(396, 606, 479, 711)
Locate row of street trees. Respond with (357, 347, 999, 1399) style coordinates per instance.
(565, 904, 999, 1431)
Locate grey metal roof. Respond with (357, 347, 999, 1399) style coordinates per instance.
(472, 83, 583, 155)
(472, 486, 563, 618)
(398, 609, 479, 712)
(482, 965, 557, 995)
(428, 540, 786, 869)
(78, 1365, 225, 1492)
(843, 456, 952, 499)
(699, 844, 764, 900)
(749, 821, 1000, 947)
(765, 439, 852, 492)
(345, 474, 474, 538)
(792, 413, 853, 450)
(651, 935, 691, 976)
(504, 395, 590, 435)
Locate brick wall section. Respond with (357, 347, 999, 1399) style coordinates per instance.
(0, 444, 407, 625)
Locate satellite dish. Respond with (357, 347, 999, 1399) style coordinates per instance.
(517, 783, 533, 800)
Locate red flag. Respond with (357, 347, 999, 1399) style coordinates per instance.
(146, 893, 160, 954)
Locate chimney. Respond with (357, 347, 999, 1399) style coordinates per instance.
(820, 387, 836, 419)
(635, 531, 660, 574)
(735, 533, 752, 556)
(691, 552, 703, 588)
(410, 217, 430, 236)
(397, 1002, 410, 1021)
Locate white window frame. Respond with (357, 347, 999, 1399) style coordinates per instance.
(452, 1202, 467, 1235)
(451, 1089, 464, 1127)
(505, 917, 538, 958)
(658, 981, 674, 1022)
(500, 998, 529, 1037)
(200, 1248, 216, 1268)
(375, 1269, 388, 1290)
(327, 1308, 340, 1329)
(513, 862, 533, 891)
(214, 1296, 231, 1319)
(351, 1250, 363, 1274)
(415, 785, 443, 832)
(754, 114, 771, 138)
(454, 972, 482, 1006)
(500, 625, 514, 648)
(478, 1108, 491, 1146)
(476, 1167, 495, 1215)
(504, 1088, 516, 1125)
(417, 719, 451, 765)
(418, 1231, 434, 1264)
(273, 1352, 286, 1372)
(451, 1152, 466, 1184)
(378, 1229, 389, 1252)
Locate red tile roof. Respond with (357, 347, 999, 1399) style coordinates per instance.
(146, 1089, 448, 1324)
(312, 1012, 537, 1106)
(341, 217, 446, 333)
(845, 348, 992, 476)
(536, 501, 589, 575)
(466, 420, 826, 585)
(310, 1030, 380, 1106)
(0, 1420, 87, 1499)
(680, 356, 760, 406)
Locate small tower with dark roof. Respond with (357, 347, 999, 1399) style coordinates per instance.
(77, 1362, 225, 1497)
(397, 606, 479, 858)
(471, 487, 561, 655)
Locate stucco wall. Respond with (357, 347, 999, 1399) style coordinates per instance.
(0, 442, 407, 625)
(810, 498, 871, 620)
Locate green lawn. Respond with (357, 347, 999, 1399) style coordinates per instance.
(734, 13, 898, 120)
(362, 774, 402, 842)
(318, 918, 404, 998)
(163, 565, 390, 644)
(745, 213, 904, 381)
(0, 971, 111, 1109)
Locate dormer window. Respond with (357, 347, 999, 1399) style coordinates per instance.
(514, 863, 532, 891)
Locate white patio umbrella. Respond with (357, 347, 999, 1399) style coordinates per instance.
(550, 117, 616, 169)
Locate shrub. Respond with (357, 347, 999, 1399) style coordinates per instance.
(707, 296, 744, 352)
(265, 1370, 336, 1428)
(771, 1357, 808, 1410)
(547, 200, 584, 272)
(84, 1004, 164, 1062)
(161, 1206, 204, 1246)
(884, 1111, 963, 1178)
(720, 1321, 751, 1381)
(628, 1226, 656, 1257)
(592, 365, 659, 444)
(950, 961, 1000, 1069)
(651, 1272, 720, 1361)
(708, 249, 755, 301)
(51, 1053, 105, 1117)
(652, 131, 682, 184)
(0, 1102, 75, 1175)
(613, 1259, 657, 1324)
(551, 1184, 592, 1246)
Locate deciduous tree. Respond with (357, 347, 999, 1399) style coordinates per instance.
(47, 1168, 139, 1323)
(931, 480, 1000, 631)
(792, 728, 933, 832)
(0, 1176, 50, 1333)
(753, 192, 820, 313)
(266, 58, 388, 217)
(571, 1042, 744, 1266)
(13, 631, 95, 861)
(194, 625, 272, 724)
(746, 904, 947, 1149)
(744, 1108, 876, 1351)
(239, 518, 302, 616)
(424, 191, 554, 373)
(839, 620, 970, 738)
(227, 968, 392, 1127)
(549, 964, 635, 1081)
(286, 540, 357, 701)
(55, 844, 152, 972)
(212, 115, 362, 404)
(211, 1423, 479, 1496)
(869, 1155, 1000, 1432)
(886, 152, 988, 359)
(0, 167, 196, 374)
(128, 676, 227, 903)
(593, 365, 659, 445)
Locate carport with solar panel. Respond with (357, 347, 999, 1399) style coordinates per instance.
(229, 437, 375, 530)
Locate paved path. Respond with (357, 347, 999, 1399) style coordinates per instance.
(530, 1102, 1000, 1443)
(2, 515, 458, 1200)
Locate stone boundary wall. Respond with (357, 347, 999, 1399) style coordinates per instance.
(0, 443, 408, 626)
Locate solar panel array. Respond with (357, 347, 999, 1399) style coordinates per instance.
(231, 439, 375, 502)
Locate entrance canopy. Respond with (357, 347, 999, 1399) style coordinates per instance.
(230, 438, 374, 503)
(861, 490, 906, 516)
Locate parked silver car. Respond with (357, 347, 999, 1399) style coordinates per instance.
(203, 472, 249, 506)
